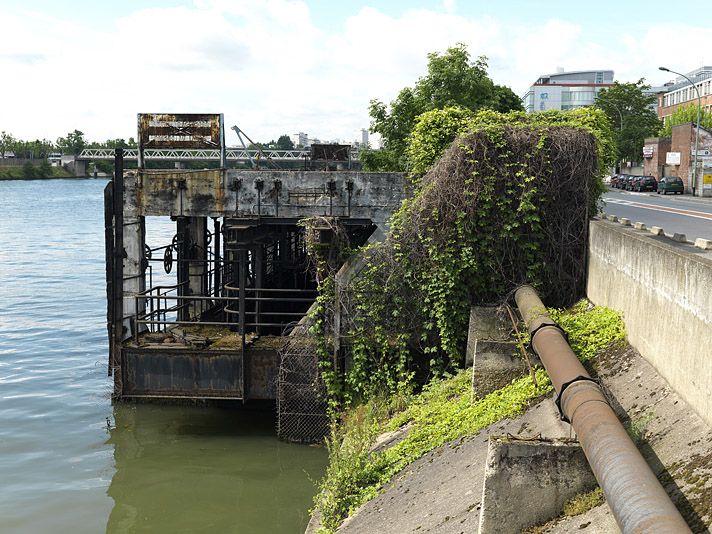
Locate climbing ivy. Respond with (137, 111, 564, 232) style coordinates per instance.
(310, 108, 614, 408)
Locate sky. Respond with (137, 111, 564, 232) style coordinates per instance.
(1, 0, 711, 145)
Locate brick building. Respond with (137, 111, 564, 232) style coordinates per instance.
(643, 123, 712, 196)
(657, 67, 712, 124)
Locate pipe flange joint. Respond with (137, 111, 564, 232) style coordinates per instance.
(527, 321, 568, 355)
(555, 375, 600, 423)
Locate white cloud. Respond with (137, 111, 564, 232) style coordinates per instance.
(1, 2, 711, 145)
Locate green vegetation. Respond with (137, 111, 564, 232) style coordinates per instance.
(0, 164, 71, 179)
(563, 487, 605, 516)
(56, 129, 87, 156)
(314, 108, 614, 409)
(593, 80, 662, 163)
(361, 43, 523, 172)
(625, 410, 656, 444)
(313, 301, 625, 532)
(658, 103, 712, 137)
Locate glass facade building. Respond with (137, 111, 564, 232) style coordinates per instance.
(522, 70, 614, 113)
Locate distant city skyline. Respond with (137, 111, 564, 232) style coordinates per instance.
(1, 0, 711, 143)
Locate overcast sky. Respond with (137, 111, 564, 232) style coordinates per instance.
(2, 0, 711, 145)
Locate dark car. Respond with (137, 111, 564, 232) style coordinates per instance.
(657, 176, 684, 195)
(634, 176, 657, 192)
(622, 175, 635, 190)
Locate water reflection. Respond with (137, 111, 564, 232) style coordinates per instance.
(106, 403, 327, 533)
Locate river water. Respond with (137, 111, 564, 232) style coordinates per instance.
(0, 179, 327, 533)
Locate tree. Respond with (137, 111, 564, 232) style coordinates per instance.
(658, 103, 712, 137)
(21, 161, 37, 179)
(0, 131, 16, 158)
(365, 43, 522, 171)
(38, 159, 53, 177)
(493, 84, 525, 113)
(276, 134, 295, 150)
(594, 80, 662, 164)
(56, 129, 86, 155)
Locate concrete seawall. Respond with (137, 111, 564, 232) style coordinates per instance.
(587, 218, 712, 427)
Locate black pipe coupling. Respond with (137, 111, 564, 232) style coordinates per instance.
(554, 375, 601, 422)
(527, 321, 569, 356)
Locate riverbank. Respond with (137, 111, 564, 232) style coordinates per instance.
(308, 302, 712, 533)
(0, 166, 73, 179)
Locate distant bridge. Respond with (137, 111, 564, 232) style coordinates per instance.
(78, 148, 360, 162)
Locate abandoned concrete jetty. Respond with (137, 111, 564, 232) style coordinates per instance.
(104, 113, 404, 439)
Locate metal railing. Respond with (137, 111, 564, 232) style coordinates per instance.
(79, 148, 361, 161)
(133, 287, 317, 342)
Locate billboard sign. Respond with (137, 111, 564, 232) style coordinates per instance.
(138, 113, 223, 149)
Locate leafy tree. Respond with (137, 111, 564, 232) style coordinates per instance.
(594, 80, 662, 163)
(493, 84, 525, 113)
(11, 139, 55, 159)
(658, 103, 712, 137)
(38, 159, 53, 177)
(365, 43, 522, 171)
(1, 131, 16, 158)
(21, 161, 37, 179)
(276, 134, 295, 150)
(56, 129, 86, 155)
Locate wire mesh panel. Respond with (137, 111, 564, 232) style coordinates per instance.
(277, 328, 329, 443)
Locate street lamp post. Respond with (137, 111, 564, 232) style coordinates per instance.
(609, 103, 624, 174)
(660, 66, 701, 196)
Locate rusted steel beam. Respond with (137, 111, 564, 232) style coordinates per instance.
(514, 285, 690, 534)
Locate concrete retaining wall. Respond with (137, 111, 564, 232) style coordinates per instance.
(587, 218, 712, 426)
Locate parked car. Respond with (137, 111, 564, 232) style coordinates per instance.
(634, 176, 657, 192)
(657, 176, 684, 195)
(622, 175, 635, 190)
(627, 176, 641, 190)
(610, 174, 620, 188)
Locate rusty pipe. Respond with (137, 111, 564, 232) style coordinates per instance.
(514, 285, 690, 534)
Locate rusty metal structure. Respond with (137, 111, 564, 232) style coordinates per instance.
(104, 113, 404, 420)
(514, 285, 691, 534)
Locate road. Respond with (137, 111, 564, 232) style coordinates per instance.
(601, 188, 712, 242)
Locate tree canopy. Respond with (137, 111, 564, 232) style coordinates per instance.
(276, 134, 295, 150)
(594, 80, 662, 163)
(363, 43, 523, 171)
(658, 103, 712, 137)
(1, 131, 16, 158)
(56, 130, 87, 155)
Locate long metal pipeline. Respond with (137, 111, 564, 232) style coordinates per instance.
(514, 285, 690, 534)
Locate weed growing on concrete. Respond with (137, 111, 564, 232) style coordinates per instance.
(563, 487, 604, 516)
(312, 301, 625, 532)
(548, 301, 625, 362)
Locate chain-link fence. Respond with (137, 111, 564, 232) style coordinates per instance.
(277, 327, 329, 443)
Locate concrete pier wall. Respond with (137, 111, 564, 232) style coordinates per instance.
(587, 218, 712, 426)
(132, 170, 405, 232)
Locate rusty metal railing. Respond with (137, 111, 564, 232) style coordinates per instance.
(514, 285, 690, 533)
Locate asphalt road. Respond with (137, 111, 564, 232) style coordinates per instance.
(601, 188, 712, 242)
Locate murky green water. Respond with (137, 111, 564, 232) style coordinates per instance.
(0, 179, 327, 533)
